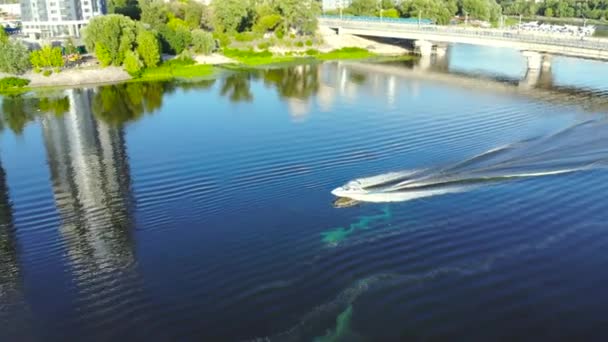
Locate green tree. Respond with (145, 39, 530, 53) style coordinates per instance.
(139, 0, 168, 29)
(211, 0, 250, 33)
(83, 14, 137, 66)
(0, 40, 31, 74)
(383, 8, 400, 17)
(349, 0, 378, 16)
(278, 0, 320, 34)
(253, 14, 282, 33)
(460, 0, 501, 21)
(399, 0, 457, 24)
(185, 1, 204, 29)
(136, 26, 161, 67)
(191, 29, 215, 55)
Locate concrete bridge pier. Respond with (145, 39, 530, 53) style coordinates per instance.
(520, 52, 552, 89)
(414, 40, 434, 56)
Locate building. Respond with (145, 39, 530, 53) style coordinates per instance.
(0, 3, 21, 18)
(20, 0, 106, 38)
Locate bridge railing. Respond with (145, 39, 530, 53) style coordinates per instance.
(319, 18, 608, 51)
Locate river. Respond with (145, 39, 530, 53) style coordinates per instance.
(1, 44, 608, 340)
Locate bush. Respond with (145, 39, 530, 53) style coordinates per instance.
(305, 39, 313, 47)
(383, 8, 400, 18)
(275, 27, 285, 39)
(257, 42, 271, 50)
(159, 25, 192, 55)
(43, 70, 53, 77)
(296, 41, 304, 48)
(30, 45, 64, 69)
(305, 48, 319, 56)
(191, 29, 215, 55)
(54, 67, 61, 73)
(34, 67, 41, 73)
(0, 77, 30, 91)
(95, 44, 113, 66)
(0, 40, 31, 74)
(214, 32, 231, 47)
(123, 50, 143, 77)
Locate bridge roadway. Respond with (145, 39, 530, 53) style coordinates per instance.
(319, 17, 608, 63)
(331, 60, 608, 112)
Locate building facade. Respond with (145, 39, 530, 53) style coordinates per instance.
(20, 0, 105, 38)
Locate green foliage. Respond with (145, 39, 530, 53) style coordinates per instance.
(349, 0, 378, 16)
(460, 0, 502, 21)
(123, 50, 144, 76)
(211, 0, 250, 33)
(295, 41, 304, 47)
(214, 32, 231, 47)
(0, 77, 30, 92)
(92, 82, 167, 125)
(278, 0, 320, 34)
(0, 40, 31, 74)
(159, 24, 192, 54)
(139, 0, 167, 28)
(305, 48, 319, 55)
(191, 29, 215, 55)
(0, 29, 7, 43)
(30, 45, 64, 70)
(42, 70, 52, 77)
(84, 14, 137, 66)
(95, 44, 113, 66)
(184, 1, 204, 29)
(234, 31, 257, 42)
(167, 17, 189, 30)
(253, 14, 283, 33)
(399, 0, 458, 25)
(383, 8, 400, 18)
(136, 26, 161, 67)
(317, 47, 376, 60)
(139, 58, 213, 81)
(110, 0, 141, 19)
(305, 39, 313, 46)
(257, 41, 271, 50)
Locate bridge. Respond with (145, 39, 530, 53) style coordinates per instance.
(319, 16, 608, 70)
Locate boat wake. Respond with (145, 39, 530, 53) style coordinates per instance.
(332, 120, 608, 203)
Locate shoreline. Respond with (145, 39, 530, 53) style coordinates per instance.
(1, 50, 415, 94)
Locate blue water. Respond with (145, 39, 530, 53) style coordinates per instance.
(1, 45, 608, 340)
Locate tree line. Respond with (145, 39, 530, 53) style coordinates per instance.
(336, 0, 608, 24)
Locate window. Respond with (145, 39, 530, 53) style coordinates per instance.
(83, 1, 89, 4)
(84, 8, 90, 12)
(49, 2, 56, 5)
(50, 10, 56, 13)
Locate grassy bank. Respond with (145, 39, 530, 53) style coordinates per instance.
(137, 59, 216, 82)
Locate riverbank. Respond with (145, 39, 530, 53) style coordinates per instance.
(1, 49, 415, 93)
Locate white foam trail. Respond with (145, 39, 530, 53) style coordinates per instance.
(332, 120, 608, 204)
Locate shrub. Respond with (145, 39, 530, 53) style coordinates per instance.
(0, 77, 30, 91)
(30, 45, 64, 69)
(257, 42, 271, 50)
(34, 67, 41, 73)
(95, 44, 113, 66)
(159, 25, 192, 54)
(123, 50, 143, 77)
(0, 40, 31, 74)
(43, 70, 53, 77)
(191, 29, 215, 55)
(305, 48, 319, 56)
(289, 33, 296, 39)
(214, 32, 231, 47)
(305, 39, 313, 47)
(296, 41, 304, 48)
(275, 27, 285, 39)
(383, 8, 400, 18)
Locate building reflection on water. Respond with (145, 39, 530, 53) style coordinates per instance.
(41, 88, 136, 281)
